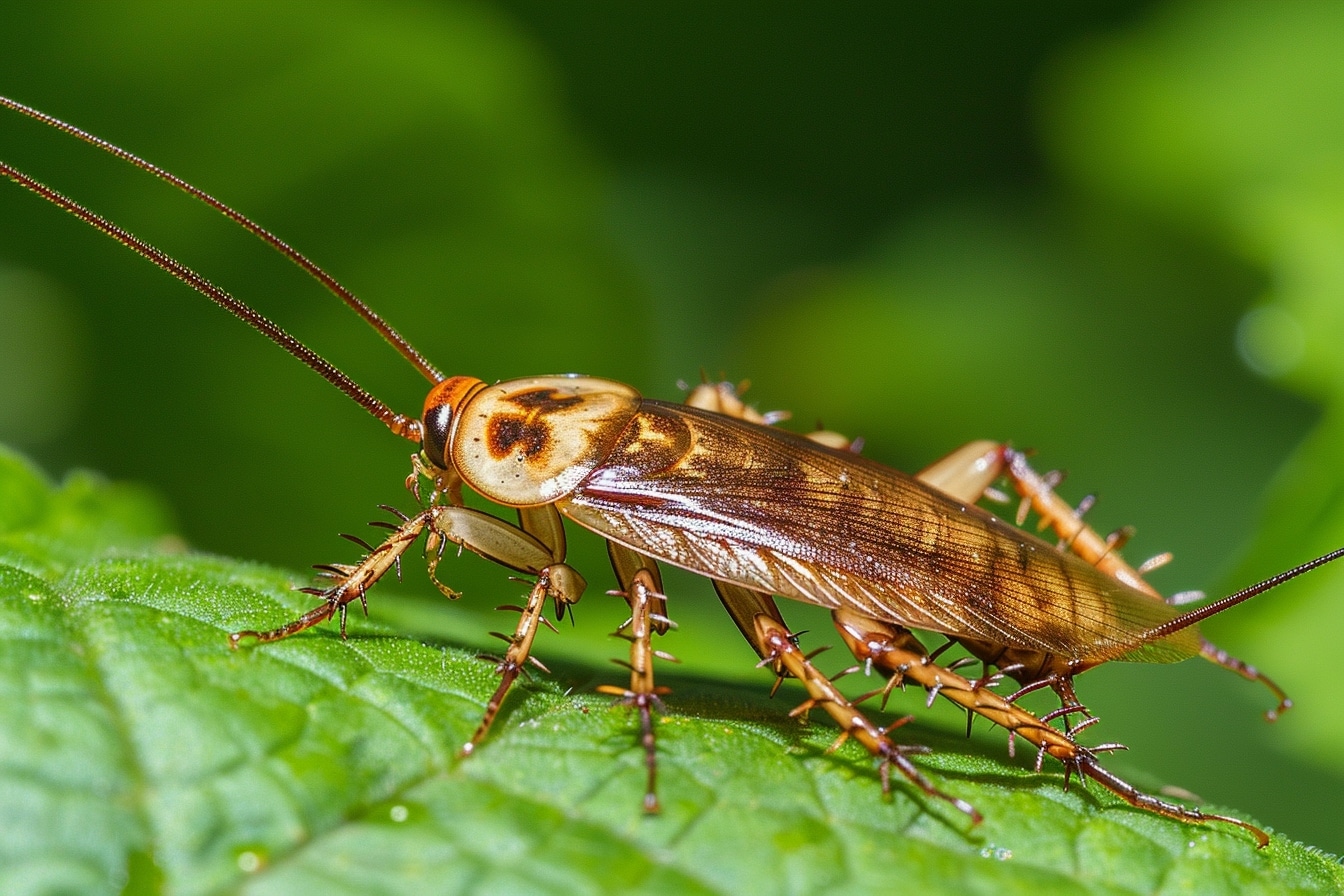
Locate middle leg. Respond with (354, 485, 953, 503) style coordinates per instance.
(598, 564, 674, 813)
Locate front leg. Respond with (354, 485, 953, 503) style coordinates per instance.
(230, 500, 587, 762)
(229, 506, 438, 646)
(230, 503, 564, 645)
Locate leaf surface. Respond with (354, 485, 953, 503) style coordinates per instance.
(2, 447, 1341, 896)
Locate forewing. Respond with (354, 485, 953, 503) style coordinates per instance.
(561, 402, 1199, 664)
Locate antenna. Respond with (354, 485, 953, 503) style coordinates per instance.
(1141, 545, 1344, 642)
(0, 101, 423, 444)
(0, 94, 444, 385)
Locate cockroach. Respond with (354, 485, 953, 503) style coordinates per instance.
(4, 95, 1340, 847)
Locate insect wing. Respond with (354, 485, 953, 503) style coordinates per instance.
(560, 401, 1200, 665)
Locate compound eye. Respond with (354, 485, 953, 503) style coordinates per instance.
(422, 401, 454, 467)
(419, 376, 485, 468)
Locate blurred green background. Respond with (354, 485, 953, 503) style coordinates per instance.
(2, 0, 1343, 853)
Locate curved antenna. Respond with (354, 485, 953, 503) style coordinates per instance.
(0, 94, 444, 385)
(0, 157, 422, 445)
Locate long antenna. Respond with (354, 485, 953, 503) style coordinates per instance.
(0, 94, 444, 385)
(0, 157, 422, 445)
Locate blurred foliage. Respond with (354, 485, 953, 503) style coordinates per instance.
(5, 446, 1344, 896)
(1044, 0, 1344, 785)
(1, 0, 1342, 862)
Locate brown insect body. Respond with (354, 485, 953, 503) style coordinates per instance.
(556, 399, 1200, 668)
(5, 94, 1340, 847)
(425, 374, 1199, 669)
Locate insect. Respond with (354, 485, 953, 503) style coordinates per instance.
(4, 95, 1340, 847)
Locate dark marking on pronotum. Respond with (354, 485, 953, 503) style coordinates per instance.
(487, 415, 549, 461)
(507, 388, 585, 413)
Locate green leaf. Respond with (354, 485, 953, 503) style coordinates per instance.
(2, 448, 1342, 896)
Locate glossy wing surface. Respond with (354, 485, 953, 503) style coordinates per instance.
(560, 401, 1199, 665)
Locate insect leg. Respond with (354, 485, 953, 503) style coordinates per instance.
(998, 446, 1153, 592)
(422, 505, 563, 586)
(1077, 756, 1270, 848)
(830, 607, 1270, 847)
(684, 380, 773, 424)
(462, 561, 584, 756)
(597, 565, 672, 813)
(752, 614, 982, 824)
(517, 504, 583, 620)
(232, 502, 581, 645)
(914, 439, 1006, 504)
(419, 503, 590, 755)
(711, 581, 790, 662)
(997, 446, 1290, 720)
(230, 507, 437, 646)
(686, 380, 856, 450)
(229, 499, 590, 751)
(417, 505, 587, 753)
(607, 542, 670, 634)
(833, 607, 1085, 764)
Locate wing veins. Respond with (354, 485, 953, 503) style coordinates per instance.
(566, 403, 1194, 661)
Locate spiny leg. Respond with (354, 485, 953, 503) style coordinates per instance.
(606, 542, 671, 635)
(684, 380, 777, 425)
(711, 580, 791, 663)
(914, 441, 1290, 722)
(912, 442, 1094, 727)
(914, 439, 1006, 505)
(598, 566, 673, 813)
(996, 446, 1157, 591)
(229, 487, 596, 761)
(995, 445, 1290, 720)
(831, 606, 1270, 847)
(943, 637, 1094, 736)
(715, 582, 981, 821)
(230, 506, 435, 646)
(835, 607, 1104, 769)
(462, 562, 585, 756)
(1076, 754, 1269, 848)
(1198, 643, 1290, 721)
(752, 614, 982, 825)
(685, 379, 859, 451)
(230, 502, 569, 646)
(423, 500, 585, 755)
